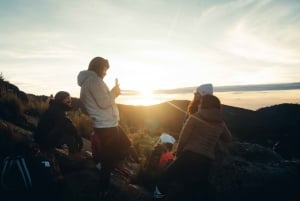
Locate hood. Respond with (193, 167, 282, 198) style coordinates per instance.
(77, 70, 97, 87)
(197, 108, 223, 123)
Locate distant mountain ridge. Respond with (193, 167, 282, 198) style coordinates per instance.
(1, 77, 300, 159)
(1, 77, 300, 201)
(146, 82, 300, 95)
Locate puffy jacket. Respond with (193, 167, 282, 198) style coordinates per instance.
(77, 70, 119, 128)
(176, 108, 232, 160)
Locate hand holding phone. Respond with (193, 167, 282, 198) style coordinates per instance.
(113, 78, 121, 96)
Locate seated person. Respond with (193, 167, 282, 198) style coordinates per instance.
(137, 133, 176, 189)
(34, 91, 83, 159)
(146, 133, 176, 170)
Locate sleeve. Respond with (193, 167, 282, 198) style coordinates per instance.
(89, 76, 116, 109)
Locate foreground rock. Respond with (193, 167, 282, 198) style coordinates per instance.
(105, 142, 300, 201)
(210, 142, 300, 201)
(1, 121, 299, 201)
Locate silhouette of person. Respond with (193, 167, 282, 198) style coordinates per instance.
(77, 57, 131, 195)
(154, 94, 232, 200)
(35, 91, 83, 157)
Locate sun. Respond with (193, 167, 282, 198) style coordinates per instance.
(121, 88, 161, 106)
(138, 88, 153, 97)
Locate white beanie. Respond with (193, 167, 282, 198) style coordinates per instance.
(194, 83, 213, 96)
(157, 133, 176, 145)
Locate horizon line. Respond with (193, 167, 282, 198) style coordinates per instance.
(121, 82, 300, 95)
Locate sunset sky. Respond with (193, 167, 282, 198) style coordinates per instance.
(1, 0, 300, 106)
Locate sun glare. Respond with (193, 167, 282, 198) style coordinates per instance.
(138, 88, 153, 97)
(117, 88, 163, 106)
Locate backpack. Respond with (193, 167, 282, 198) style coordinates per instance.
(0, 153, 60, 201)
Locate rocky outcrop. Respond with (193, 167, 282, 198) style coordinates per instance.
(210, 142, 300, 201)
(0, 79, 28, 104)
(104, 142, 300, 201)
(1, 120, 299, 201)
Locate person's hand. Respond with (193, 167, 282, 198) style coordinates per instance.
(112, 84, 121, 97)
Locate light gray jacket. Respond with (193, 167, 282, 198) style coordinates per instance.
(77, 70, 119, 128)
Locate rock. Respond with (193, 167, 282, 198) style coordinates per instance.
(210, 142, 300, 201)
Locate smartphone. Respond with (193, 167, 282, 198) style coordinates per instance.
(115, 78, 119, 86)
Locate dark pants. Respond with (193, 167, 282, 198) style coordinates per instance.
(157, 151, 214, 200)
(91, 126, 130, 191)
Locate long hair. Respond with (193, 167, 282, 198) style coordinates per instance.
(187, 98, 201, 115)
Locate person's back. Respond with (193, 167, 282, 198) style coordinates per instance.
(147, 144, 169, 170)
(153, 95, 232, 200)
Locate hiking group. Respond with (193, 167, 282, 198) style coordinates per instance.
(0, 56, 232, 201)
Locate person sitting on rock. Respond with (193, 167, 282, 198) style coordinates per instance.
(34, 91, 83, 161)
(136, 133, 175, 190)
(146, 133, 176, 170)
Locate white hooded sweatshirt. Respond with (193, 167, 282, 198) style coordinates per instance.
(77, 70, 119, 128)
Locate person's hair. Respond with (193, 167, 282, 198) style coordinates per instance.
(88, 57, 109, 72)
(54, 91, 70, 103)
(201, 94, 221, 109)
(187, 98, 201, 114)
(164, 143, 173, 152)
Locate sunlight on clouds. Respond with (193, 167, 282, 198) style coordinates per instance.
(1, 0, 300, 104)
(225, 23, 300, 65)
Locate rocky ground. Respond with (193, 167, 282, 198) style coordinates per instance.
(1, 119, 300, 201)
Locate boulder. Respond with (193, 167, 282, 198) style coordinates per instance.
(210, 142, 300, 201)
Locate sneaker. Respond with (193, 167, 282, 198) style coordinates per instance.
(96, 162, 102, 171)
(153, 186, 165, 199)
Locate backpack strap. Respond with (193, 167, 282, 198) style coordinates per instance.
(16, 157, 32, 190)
(1, 156, 32, 191)
(1, 156, 9, 188)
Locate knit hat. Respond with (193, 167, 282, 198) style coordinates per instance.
(194, 83, 213, 96)
(157, 133, 176, 145)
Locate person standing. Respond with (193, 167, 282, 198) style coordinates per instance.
(77, 57, 131, 195)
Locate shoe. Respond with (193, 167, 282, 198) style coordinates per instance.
(153, 186, 165, 199)
(96, 162, 102, 170)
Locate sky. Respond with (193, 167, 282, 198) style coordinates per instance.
(0, 0, 300, 106)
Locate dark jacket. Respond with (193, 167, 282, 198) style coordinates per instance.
(34, 101, 83, 154)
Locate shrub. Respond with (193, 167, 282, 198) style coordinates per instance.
(24, 99, 49, 117)
(68, 109, 93, 140)
(0, 93, 24, 122)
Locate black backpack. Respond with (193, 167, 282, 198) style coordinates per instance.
(0, 153, 60, 201)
